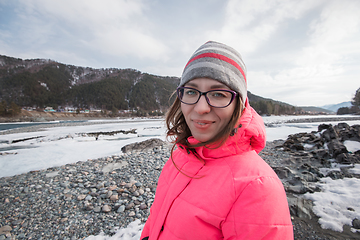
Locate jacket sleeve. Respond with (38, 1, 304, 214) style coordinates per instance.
(222, 176, 293, 239)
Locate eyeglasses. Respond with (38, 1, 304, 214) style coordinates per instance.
(177, 87, 237, 108)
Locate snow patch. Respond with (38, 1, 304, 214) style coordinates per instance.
(344, 140, 360, 153)
(304, 177, 360, 232)
(84, 220, 144, 240)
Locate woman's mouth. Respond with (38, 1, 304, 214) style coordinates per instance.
(192, 120, 214, 128)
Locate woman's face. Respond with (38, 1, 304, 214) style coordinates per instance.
(180, 78, 237, 142)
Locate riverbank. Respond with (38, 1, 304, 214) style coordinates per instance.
(0, 110, 114, 123)
(2, 109, 360, 124)
(1, 141, 359, 239)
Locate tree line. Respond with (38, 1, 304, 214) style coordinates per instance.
(337, 88, 360, 115)
(0, 101, 21, 117)
(0, 64, 178, 116)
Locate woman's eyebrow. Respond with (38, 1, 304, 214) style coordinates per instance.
(210, 84, 228, 89)
(185, 82, 228, 89)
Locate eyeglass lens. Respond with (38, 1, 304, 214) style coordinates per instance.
(178, 87, 234, 107)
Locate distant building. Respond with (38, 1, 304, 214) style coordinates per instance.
(44, 107, 55, 112)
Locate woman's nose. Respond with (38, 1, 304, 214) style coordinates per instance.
(194, 95, 211, 114)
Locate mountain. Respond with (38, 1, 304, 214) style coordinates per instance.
(247, 91, 300, 115)
(321, 102, 352, 112)
(0, 55, 179, 111)
(298, 106, 334, 114)
(0, 54, 300, 115)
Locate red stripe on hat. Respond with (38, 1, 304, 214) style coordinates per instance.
(185, 52, 246, 82)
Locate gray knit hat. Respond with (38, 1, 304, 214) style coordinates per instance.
(180, 41, 247, 104)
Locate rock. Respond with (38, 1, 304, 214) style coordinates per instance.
(93, 206, 101, 212)
(326, 171, 344, 180)
(318, 124, 332, 132)
(298, 163, 324, 178)
(336, 153, 359, 164)
(102, 161, 128, 173)
(110, 194, 119, 201)
(77, 194, 86, 201)
(117, 205, 126, 213)
(121, 138, 166, 153)
(139, 203, 148, 210)
(327, 140, 348, 158)
(0, 225, 12, 236)
(321, 126, 338, 142)
(288, 196, 313, 219)
(125, 202, 135, 210)
(311, 149, 330, 160)
(287, 184, 310, 194)
(102, 205, 111, 213)
(133, 191, 140, 197)
(96, 182, 104, 189)
(106, 191, 113, 198)
(301, 171, 319, 182)
(352, 218, 360, 229)
(337, 122, 350, 130)
(85, 195, 93, 201)
(272, 166, 294, 179)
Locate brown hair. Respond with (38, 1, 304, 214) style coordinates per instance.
(165, 92, 244, 171)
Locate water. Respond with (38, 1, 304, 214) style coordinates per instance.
(0, 120, 87, 131)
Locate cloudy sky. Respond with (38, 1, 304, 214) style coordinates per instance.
(1, 0, 359, 107)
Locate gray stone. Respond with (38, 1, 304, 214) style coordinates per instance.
(352, 218, 360, 229)
(121, 138, 166, 153)
(102, 205, 111, 213)
(117, 205, 125, 213)
(93, 206, 101, 213)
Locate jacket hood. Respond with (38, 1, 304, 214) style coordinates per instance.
(184, 98, 266, 160)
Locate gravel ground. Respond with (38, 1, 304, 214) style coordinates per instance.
(0, 146, 168, 240)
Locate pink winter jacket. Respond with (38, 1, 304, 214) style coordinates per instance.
(141, 101, 294, 239)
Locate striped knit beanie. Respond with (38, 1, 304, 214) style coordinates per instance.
(180, 41, 247, 104)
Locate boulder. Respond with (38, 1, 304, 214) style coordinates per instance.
(318, 123, 332, 132)
(287, 196, 313, 219)
(272, 166, 294, 179)
(121, 138, 166, 153)
(327, 139, 348, 158)
(352, 218, 360, 229)
(336, 153, 360, 164)
(311, 149, 330, 160)
(321, 126, 338, 142)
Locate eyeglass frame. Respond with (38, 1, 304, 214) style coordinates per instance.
(176, 86, 238, 108)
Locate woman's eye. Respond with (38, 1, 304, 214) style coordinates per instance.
(185, 90, 197, 95)
(211, 91, 227, 98)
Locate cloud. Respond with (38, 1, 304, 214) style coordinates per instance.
(3, 0, 168, 63)
(206, 0, 323, 54)
(208, 0, 360, 106)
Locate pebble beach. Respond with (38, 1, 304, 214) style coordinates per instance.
(2, 141, 354, 240)
(0, 145, 169, 240)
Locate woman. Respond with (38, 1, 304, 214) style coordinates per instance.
(140, 41, 293, 239)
